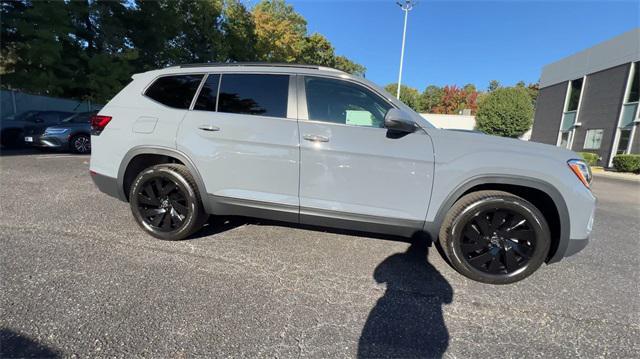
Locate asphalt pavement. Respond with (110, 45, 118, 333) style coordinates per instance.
(1, 150, 639, 358)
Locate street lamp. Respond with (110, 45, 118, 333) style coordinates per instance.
(396, 0, 415, 99)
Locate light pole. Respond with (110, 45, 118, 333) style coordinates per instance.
(396, 0, 415, 99)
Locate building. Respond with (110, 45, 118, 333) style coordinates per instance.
(420, 113, 476, 131)
(530, 28, 640, 167)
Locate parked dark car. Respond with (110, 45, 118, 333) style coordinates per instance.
(27, 111, 97, 154)
(1, 110, 74, 148)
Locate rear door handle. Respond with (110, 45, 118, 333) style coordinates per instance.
(198, 125, 220, 132)
(303, 134, 329, 142)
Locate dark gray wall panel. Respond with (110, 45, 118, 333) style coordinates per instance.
(531, 82, 567, 145)
(571, 63, 629, 166)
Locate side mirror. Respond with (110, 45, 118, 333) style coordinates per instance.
(384, 109, 417, 134)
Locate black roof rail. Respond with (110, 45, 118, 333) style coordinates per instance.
(176, 62, 340, 71)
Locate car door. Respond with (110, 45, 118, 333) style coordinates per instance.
(177, 72, 300, 222)
(297, 75, 434, 235)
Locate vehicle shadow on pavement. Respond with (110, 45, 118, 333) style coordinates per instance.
(0, 328, 60, 358)
(358, 236, 453, 358)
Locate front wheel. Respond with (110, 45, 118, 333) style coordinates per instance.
(129, 164, 208, 240)
(439, 190, 551, 284)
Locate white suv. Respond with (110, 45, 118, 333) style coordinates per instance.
(90, 63, 596, 284)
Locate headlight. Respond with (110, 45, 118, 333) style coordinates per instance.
(568, 159, 592, 189)
(44, 128, 69, 135)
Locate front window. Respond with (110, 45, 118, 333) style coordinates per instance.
(304, 76, 392, 128)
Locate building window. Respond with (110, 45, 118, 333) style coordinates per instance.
(611, 62, 640, 164)
(566, 78, 583, 112)
(558, 77, 585, 149)
(583, 129, 604, 150)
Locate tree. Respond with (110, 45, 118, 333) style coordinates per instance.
(333, 55, 366, 76)
(384, 84, 420, 111)
(419, 85, 443, 113)
(252, 0, 307, 62)
(463, 83, 477, 94)
(431, 85, 467, 114)
(299, 33, 335, 67)
(476, 87, 534, 137)
(222, 0, 257, 61)
(488, 80, 500, 92)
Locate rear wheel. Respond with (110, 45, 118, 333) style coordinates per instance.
(439, 190, 550, 284)
(70, 134, 91, 154)
(129, 164, 208, 240)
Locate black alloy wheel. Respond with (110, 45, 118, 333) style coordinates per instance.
(439, 190, 550, 284)
(129, 164, 208, 240)
(72, 134, 91, 154)
(136, 177, 189, 232)
(458, 208, 535, 275)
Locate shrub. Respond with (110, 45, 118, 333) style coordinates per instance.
(476, 87, 533, 138)
(578, 152, 599, 166)
(612, 154, 640, 173)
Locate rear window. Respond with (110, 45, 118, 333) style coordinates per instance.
(218, 74, 289, 118)
(144, 75, 204, 109)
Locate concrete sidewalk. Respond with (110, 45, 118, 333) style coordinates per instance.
(592, 168, 640, 183)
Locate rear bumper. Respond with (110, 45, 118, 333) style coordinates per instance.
(90, 171, 124, 201)
(26, 134, 69, 149)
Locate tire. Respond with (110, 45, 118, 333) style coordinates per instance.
(439, 190, 550, 284)
(129, 164, 208, 241)
(70, 134, 91, 154)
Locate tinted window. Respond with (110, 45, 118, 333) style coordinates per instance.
(304, 77, 392, 128)
(218, 74, 289, 117)
(145, 75, 204, 109)
(566, 78, 583, 112)
(194, 74, 220, 112)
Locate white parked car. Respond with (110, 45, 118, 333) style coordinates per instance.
(90, 63, 596, 284)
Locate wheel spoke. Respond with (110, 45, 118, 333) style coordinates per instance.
(491, 211, 507, 230)
(151, 212, 165, 227)
(468, 251, 493, 267)
(474, 215, 492, 235)
(171, 200, 188, 216)
(161, 210, 172, 229)
(161, 182, 177, 196)
(463, 225, 481, 241)
(461, 240, 486, 253)
(170, 208, 184, 225)
(142, 208, 165, 218)
(138, 195, 160, 207)
(487, 255, 501, 273)
(509, 229, 535, 243)
(143, 184, 157, 202)
(504, 249, 520, 272)
(511, 243, 531, 259)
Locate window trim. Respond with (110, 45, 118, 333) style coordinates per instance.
(142, 72, 206, 110)
(297, 74, 397, 128)
(609, 62, 640, 166)
(556, 76, 586, 150)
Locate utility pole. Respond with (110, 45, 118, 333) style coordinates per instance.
(396, 0, 415, 99)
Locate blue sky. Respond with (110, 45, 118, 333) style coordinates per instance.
(286, 0, 639, 91)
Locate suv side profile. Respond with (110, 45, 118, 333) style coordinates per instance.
(90, 63, 596, 284)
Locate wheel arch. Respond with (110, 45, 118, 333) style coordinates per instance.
(425, 175, 570, 263)
(118, 146, 212, 213)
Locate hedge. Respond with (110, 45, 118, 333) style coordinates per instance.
(612, 154, 640, 173)
(578, 152, 599, 166)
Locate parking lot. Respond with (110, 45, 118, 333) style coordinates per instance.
(1, 150, 639, 358)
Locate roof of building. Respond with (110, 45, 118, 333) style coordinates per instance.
(540, 28, 640, 88)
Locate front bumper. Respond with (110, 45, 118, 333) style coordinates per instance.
(25, 134, 69, 149)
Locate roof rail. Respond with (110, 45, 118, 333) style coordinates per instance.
(175, 62, 344, 72)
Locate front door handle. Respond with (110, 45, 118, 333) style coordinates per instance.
(303, 134, 329, 142)
(198, 125, 220, 132)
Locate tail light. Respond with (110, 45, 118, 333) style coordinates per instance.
(90, 115, 112, 136)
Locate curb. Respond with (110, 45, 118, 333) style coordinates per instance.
(592, 171, 640, 183)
